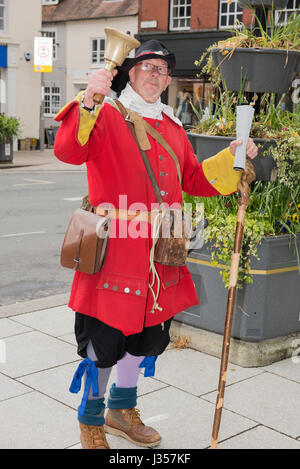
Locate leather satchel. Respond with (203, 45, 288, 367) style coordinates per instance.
(114, 99, 192, 267)
(60, 202, 111, 275)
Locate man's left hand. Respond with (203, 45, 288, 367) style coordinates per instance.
(229, 138, 258, 160)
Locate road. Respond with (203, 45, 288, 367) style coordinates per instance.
(0, 169, 88, 306)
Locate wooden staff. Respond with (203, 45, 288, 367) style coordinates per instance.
(210, 158, 256, 449)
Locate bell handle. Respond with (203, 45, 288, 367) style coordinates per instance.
(93, 61, 116, 105)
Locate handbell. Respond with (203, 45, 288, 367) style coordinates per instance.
(93, 28, 141, 105)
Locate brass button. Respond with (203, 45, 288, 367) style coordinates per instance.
(112, 285, 118, 291)
(159, 155, 163, 160)
(135, 290, 141, 296)
(124, 287, 130, 293)
(160, 171, 165, 176)
(103, 283, 109, 289)
(160, 190, 166, 196)
(156, 122, 160, 128)
(166, 281, 170, 287)
(173, 278, 177, 284)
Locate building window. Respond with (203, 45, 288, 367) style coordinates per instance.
(91, 38, 106, 65)
(169, 0, 191, 31)
(219, 0, 243, 29)
(0, 0, 6, 33)
(42, 30, 57, 59)
(275, 0, 300, 24)
(44, 86, 61, 116)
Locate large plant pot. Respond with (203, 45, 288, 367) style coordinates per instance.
(176, 234, 300, 342)
(238, 0, 288, 8)
(187, 132, 276, 181)
(0, 140, 13, 162)
(211, 47, 300, 93)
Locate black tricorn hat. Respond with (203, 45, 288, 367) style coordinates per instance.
(111, 39, 176, 94)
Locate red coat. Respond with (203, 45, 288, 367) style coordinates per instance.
(54, 97, 238, 336)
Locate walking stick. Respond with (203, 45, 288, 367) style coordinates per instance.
(210, 158, 256, 449)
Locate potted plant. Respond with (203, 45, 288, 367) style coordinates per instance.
(0, 114, 20, 162)
(176, 12, 300, 346)
(203, 10, 300, 93)
(178, 97, 300, 348)
(188, 84, 298, 181)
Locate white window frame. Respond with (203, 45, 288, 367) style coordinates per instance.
(43, 86, 61, 117)
(42, 0, 59, 5)
(0, 0, 7, 33)
(219, 0, 243, 29)
(41, 29, 57, 60)
(90, 37, 106, 67)
(169, 0, 191, 31)
(275, 0, 300, 25)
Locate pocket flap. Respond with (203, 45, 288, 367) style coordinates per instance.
(97, 272, 148, 298)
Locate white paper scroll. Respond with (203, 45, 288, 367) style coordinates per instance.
(234, 105, 255, 171)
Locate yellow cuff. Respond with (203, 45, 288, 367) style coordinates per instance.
(202, 147, 242, 195)
(54, 91, 102, 146)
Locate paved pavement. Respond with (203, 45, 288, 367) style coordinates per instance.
(0, 148, 84, 172)
(0, 297, 299, 450)
(1, 151, 300, 449)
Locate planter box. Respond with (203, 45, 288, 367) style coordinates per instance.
(176, 235, 300, 342)
(238, 0, 288, 8)
(0, 140, 13, 162)
(211, 47, 300, 93)
(187, 132, 276, 181)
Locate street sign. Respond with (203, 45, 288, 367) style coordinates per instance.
(34, 36, 53, 73)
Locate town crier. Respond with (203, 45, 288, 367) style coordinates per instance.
(54, 40, 258, 449)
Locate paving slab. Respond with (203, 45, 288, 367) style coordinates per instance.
(0, 331, 78, 378)
(0, 392, 78, 449)
(11, 305, 74, 337)
(0, 373, 32, 401)
(0, 318, 33, 338)
(203, 372, 300, 438)
(217, 425, 300, 449)
(106, 386, 257, 449)
(262, 357, 300, 383)
(58, 332, 77, 346)
(154, 348, 263, 396)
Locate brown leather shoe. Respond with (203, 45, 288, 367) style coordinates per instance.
(104, 408, 161, 447)
(79, 422, 110, 449)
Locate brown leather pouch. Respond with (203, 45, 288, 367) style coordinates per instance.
(153, 209, 192, 267)
(60, 204, 111, 275)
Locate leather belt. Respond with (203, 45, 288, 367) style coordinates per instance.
(95, 207, 161, 224)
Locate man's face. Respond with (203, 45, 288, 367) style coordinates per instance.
(128, 58, 172, 103)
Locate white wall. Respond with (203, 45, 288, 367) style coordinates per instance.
(0, 0, 41, 139)
(65, 16, 138, 103)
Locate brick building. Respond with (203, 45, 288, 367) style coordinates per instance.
(137, 0, 299, 124)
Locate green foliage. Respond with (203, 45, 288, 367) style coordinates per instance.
(0, 115, 20, 144)
(183, 180, 300, 289)
(194, 11, 300, 89)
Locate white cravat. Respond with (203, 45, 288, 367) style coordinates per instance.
(114, 83, 183, 126)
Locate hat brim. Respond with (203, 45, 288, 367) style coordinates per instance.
(111, 52, 176, 94)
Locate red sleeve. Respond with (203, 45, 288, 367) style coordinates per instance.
(181, 132, 220, 197)
(54, 101, 90, 166)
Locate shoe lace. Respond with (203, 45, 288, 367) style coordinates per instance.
(129, 408, 143, 426)
(89, 426, 108, 448)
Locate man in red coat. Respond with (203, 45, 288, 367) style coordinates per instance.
(54, 40, 258, 449)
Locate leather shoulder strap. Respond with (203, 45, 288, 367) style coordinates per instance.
(114, 99, 164, 205)
(142, 120, 182, 184)
(114, 99, 182, 185)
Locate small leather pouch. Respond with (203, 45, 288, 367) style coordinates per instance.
(60, 205, 111, 275)
(154, 209, 193, 267)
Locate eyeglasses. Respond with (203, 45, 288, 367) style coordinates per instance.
(136, 62, 170, 76)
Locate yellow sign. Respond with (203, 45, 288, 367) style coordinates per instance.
(34, 37, 53, 73)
